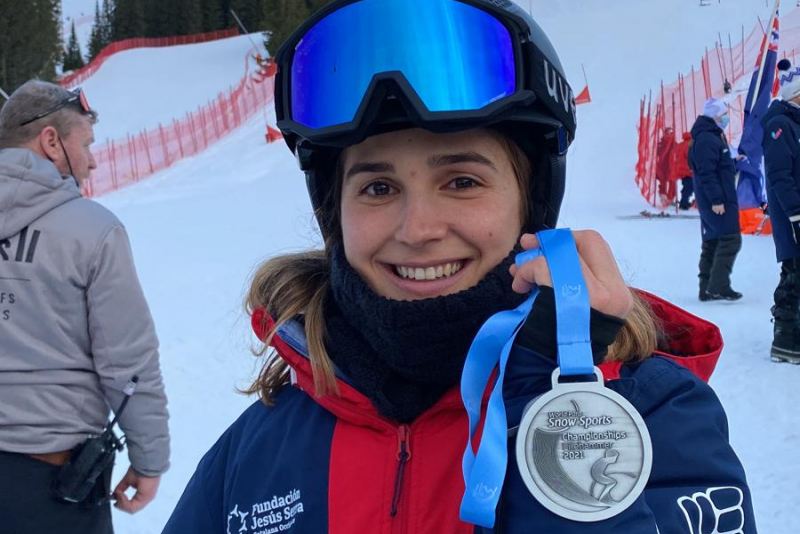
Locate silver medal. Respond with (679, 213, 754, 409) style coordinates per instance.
(515, 368, 652, 522)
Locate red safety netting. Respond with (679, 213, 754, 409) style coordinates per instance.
(60, 27, 240, 88)
(635, 8, 800, 209)
(82, 70, 274, 198)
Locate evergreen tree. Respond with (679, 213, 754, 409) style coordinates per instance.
(86, 0, 116, 60)
(152, 0, 199, 35)
(88, 1, 107, 59)
(231, 0, 265, 33)
(113, 0, 145, 40)
(218, 0, 234, 30)
(63, 21, 86, 71)
(35, 0, 63, 79)
(201, 0, 226, 32)
(102, 0, 116, 41)
(262, 0, 330, 56)
(0, 0, 63, 96)
(305, 0, 330, 13)
(142, 0, 174, 37)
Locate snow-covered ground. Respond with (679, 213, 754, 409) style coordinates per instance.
(55, 0, 800, 532)
(81, 34, 264, 142)
(61, 0, 265, 142)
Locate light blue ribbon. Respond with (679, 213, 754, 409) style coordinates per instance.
(459, 229, 594, 527)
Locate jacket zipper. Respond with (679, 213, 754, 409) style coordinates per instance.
(390, 424, 411, 530)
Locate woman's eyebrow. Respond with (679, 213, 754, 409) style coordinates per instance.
(345, 161, 395, 180)
(427, 151, 498, 171)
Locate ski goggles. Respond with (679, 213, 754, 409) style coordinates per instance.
(19, 88, 94, 127)
(276, 0, 533, 141)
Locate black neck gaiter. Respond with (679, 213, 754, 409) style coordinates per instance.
(324, 244, 525, 423)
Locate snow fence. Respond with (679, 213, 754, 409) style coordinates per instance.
(635, 8, 800, 210)
(82, 71, 274, 198)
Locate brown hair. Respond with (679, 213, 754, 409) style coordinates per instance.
(244, 130, 657, 403)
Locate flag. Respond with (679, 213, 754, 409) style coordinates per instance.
(575, 85, 591, 105)
(737, 1, 779, 209)
(575, 65, 592, 105)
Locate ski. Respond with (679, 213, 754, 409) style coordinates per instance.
(618, 210, 700, 220)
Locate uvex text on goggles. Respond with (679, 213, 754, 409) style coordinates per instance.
(19, 88, 93, 127)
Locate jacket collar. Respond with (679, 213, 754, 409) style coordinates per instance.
(633, 289, 722, 382)
(250, 291, 723, 427)
(765, 98, 800, 125)
(691, 115, 723, 138)
(251, 308, 466, 431)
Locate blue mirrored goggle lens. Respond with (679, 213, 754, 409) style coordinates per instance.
(291, 0, 516, 129)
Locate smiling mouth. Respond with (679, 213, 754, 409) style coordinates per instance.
(393, 261, 464, 281)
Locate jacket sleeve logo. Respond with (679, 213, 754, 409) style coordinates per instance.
(677, 486, 745, 534)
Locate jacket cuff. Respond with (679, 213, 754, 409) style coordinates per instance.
(514, 286, 626, 364)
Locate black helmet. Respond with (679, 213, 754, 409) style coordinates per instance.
(273, 0, 576, 237)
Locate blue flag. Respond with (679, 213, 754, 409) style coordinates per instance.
(738, 4, 779, 208)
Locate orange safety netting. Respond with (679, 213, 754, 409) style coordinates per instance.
(82, 72, 275, 198)
(635, 8, 800, 211)
(60, 27, 240, 89)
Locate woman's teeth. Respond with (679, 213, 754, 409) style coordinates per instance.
(395, 262, 463, 281)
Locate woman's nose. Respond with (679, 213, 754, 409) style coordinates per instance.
(394, 195, 449, 247)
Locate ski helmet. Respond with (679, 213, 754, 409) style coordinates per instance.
(273, 0, 577, 237)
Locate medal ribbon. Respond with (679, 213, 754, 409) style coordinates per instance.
(459, 229, 595, 527)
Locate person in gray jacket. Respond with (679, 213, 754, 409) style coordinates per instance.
(0, 80, 169, 533)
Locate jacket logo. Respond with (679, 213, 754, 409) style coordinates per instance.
(231, 489, 305, 534)
(772, 128, 783, 140)
(227, 504, 249, 533)
(677, 486, 745, 534)
(0, 226, 41, 263)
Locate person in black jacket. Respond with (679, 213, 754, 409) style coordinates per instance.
(689, 98, 743, 301)
(761, 59, 800, 363)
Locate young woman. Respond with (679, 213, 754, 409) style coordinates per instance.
(163, 0, 756, 532)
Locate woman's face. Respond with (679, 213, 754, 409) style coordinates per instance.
(340, 128, 524, 301)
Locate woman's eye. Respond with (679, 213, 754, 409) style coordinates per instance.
(361, 181, 393, 196)
(449, 176, 478, 189)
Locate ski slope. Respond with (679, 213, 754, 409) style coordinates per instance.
(61, 0, 800, 532)
(80, 34, 264, 142)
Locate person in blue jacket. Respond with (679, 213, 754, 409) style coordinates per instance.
(688, 98, 743, 301)
(163, 1, 756, 532)
(761, 59, 800, 363)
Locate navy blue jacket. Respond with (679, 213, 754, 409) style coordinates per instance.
(762, 100, 800, 262)
(162, 294, 756, 534)
(689, 116, 741, 240)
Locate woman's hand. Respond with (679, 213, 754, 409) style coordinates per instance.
(509, 231, 634, 320)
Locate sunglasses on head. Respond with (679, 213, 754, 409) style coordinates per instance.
(19, 88, 93, 127)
